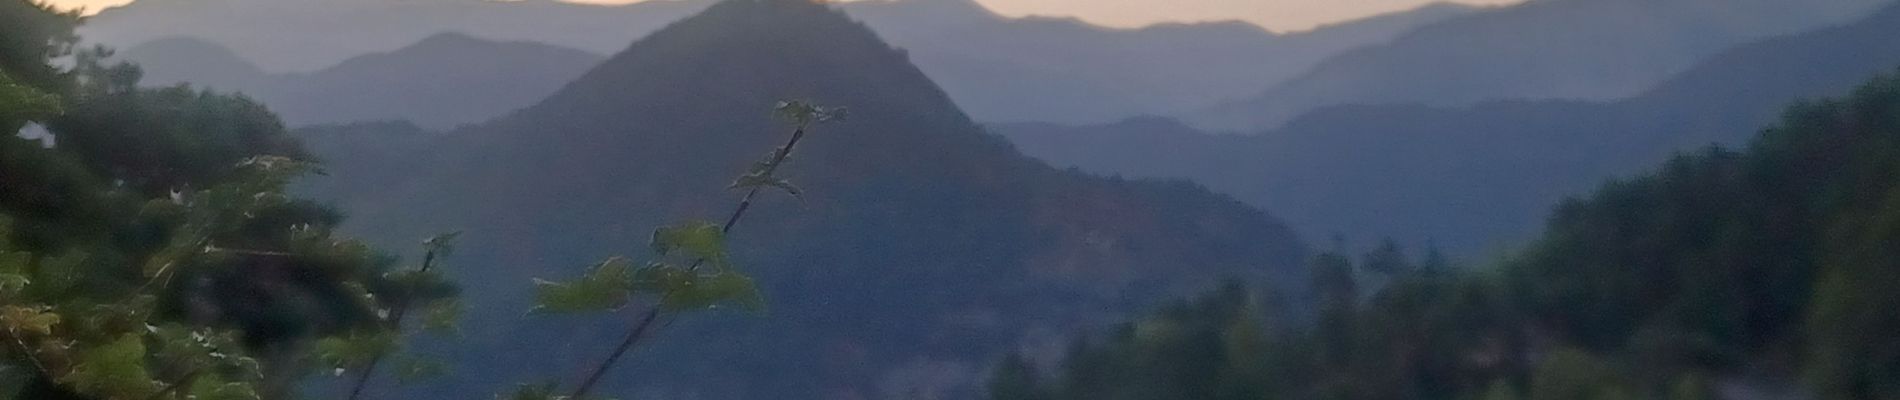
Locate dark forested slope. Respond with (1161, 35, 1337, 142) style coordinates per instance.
(994, 66, 1900, 400)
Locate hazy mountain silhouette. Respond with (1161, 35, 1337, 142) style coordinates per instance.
(85, 0, 707, 71)
(296, 1, 1307, 398)
(1191, 0, 1895, 130)
(118, 36, 268, 90)
(1003, 2, 1900, 256)
(841, 0, 1478, 123)
(84, 0, 1476, 124)
(123, 33, 603, 129)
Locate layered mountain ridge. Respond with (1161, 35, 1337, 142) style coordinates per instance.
(89, 0, 1477, 124)
(124, 33, 604, 129)
(1191, 0, 1895, 130)
(1003, 1, 1900, 256)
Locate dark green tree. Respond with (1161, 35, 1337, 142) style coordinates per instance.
(1, 2, 445, 399)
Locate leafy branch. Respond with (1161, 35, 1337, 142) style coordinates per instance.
(523, 100, 844, 399)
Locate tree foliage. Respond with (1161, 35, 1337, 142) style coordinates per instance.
(0, 2, 452, 399)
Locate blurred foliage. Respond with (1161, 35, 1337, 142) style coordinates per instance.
(0, 1, 456, 399)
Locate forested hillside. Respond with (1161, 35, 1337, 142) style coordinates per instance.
(994, 67, 1900, 400)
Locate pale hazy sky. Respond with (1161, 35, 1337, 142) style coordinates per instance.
(44, 0, 1522, 31)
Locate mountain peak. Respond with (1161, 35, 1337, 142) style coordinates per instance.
(390, 32, 598, 58)
(522, 0, 970, 144)
(410, 31, 491, 48)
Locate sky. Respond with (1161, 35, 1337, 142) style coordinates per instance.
(43, 0, 1522, 31)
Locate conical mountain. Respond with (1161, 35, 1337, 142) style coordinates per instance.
(306, 0, 1306, 398)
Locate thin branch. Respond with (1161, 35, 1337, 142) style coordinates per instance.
(342, 245, 441, 400)
(722, 125, 810, 235)
(342, 351, 387, 400)
(204, 247, 297, 257)
(7, 329, 50, 376)
(568, 306, 661, 398)
(568, 120, 814, 399)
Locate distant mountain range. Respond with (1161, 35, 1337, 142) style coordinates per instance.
(86, 0, 1477, 125)
(843, 0, 1479, 123)
(1191, 0, 1895, 130)
(1002, 2, 1900, 256)
(123, 33, 603, 129)
(294, 0, 1308, 398)
(84, 0, 706, 70)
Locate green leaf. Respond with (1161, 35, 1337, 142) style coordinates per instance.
(143, 230, 204, 278)
(823, 107, 849, 122)
(0, 72, 61, 123)
(32, 251, 86, 295)
(773, 100, 846, 125)
(423, 231, 463, 258)
(775, 100, 819, 125)
(0, 274, 25, 297)
(531, 257, 638, 314)
(1, 305, 59, 335)
(313, 331, 398, 371)
(729, 174, 802, 198)
(0, 249, 27, 296)
(187, 375, 262, 400)
(0, 250, 27, 275)
(148, 324, 213, 369)
(420, 298, 464, 336)
(339, 282, 380, 314)
(631, 263, 692, 293)
(72, 296, 156, 336)
(661, 272, 766, 313)
(60, 334, 158, 399)
(650, 222, 728, 270)
(148, 324, 257, 381)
